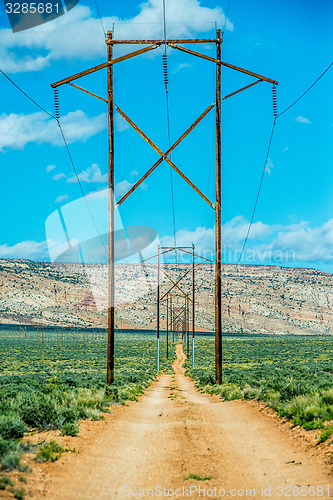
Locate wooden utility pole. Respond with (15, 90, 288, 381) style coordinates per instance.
(166, 294, 169, 359)
(192, 243, 195, 368)
(157, 245, 160, 371)
(107, 30, 115, 384)
(186, 296, 190, 358)
(215, 29, 223, 384)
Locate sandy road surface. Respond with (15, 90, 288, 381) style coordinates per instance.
(27, 344, 331, 499)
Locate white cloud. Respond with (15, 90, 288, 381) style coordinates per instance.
(115, 180, 132, 198)
(295, 116, 311, 124)
(67, 163, 107, 184)
(0, 2, 232, 73)
(2, 218, 332, 266)
(130, 170, 139, 177)
(282, 147, 289, 153)
(161, 217, 333, 266)
(55, 194, 69, 204)
(115, 113, 131, 133)
(53, 173, 66, 181)
(0, 110, 106, 151)
(0, 240, 49, 260)
(265, 158, 273, 175)
(172, 63, 192, 74)
(269, 219, 333, 263)
(46, 164, 56, 172)
(86, 188, 108, 201)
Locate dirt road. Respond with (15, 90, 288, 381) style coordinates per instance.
(31, 344, 331, 499)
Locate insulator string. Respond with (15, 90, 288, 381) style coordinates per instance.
(272, 84, 277, 121)
(54, 87, 60, 120)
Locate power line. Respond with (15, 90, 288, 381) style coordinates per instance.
(222, 0, 232, 37)
(236, 59, 333, 266)
(278, 61, 333, 118)
(236, 119, 276, 266)
(93, 0, 106, 38)
(56, 117, 108, 255)
(0, 70, 54, 119)
(0, 68, 107, 256)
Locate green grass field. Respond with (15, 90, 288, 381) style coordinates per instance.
(187, 334, 333, 443)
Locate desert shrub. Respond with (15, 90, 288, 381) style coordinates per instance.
(1, 447, 23, 470)
(318, 426, 333, 444)
(60, 422, 79, 437)
(0, 415, 26, 440)
(0, 475, 14, 489)
(35, 441, 64, 463)
(13, 488, 25, 500)
(322, 389, 333, 405)
(17, 393, 59, 429)
(242, 385, 262, 400)
(218, 383, 243, 400)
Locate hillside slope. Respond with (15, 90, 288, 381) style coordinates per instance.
(0, 259, 332, 335)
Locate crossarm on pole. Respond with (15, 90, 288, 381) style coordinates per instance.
(108, 39, 219, 45)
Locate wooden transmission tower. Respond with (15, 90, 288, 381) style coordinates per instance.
(51, 29, 278, 385)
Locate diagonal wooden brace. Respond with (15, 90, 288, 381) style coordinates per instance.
(161, 269, 192, 301)
(115, 102, 215, 208)
(160, 263, 203, 301)
(168, 43, 279, 85)
(51, 44, 159, 88)
(68, 83, 108, 103)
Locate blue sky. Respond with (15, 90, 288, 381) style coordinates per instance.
(0, 0, 332, 272)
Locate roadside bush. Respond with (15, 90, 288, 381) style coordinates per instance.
(0, 415, 26, 440)
(35, 441, 64, 463)
(60, 422, 79, 437)
(322, 389, 333, 405)
(1, 448, 22, 470)
(17, 393, 59, 429)
(318, 426, 333, 444)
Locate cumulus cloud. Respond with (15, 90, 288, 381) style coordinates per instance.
(0, 2, 232, 73)
(172, 63, 192, 74)
(0, 240, 50, 260)
(115, 180, 132, 198)
(55, 194, 69, 204)
(115, 114, 131, 133)
(265, 158, 273, 175)
(269, 219, 333, 263)
(46, 164, 56, 172)
(161, 217, 333, 267)
(0, 110, 107, 151)
(53, 173, 66, 181)
(2, 218, 333, 267)
(67, 163, 107, 184)
(295, 116, 311, 124)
